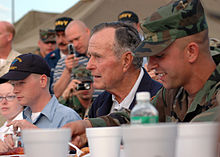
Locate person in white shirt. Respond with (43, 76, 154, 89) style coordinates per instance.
(0, 21, 21, 127)
(0, 21, 20, 77)
(0, 82, 23, 153)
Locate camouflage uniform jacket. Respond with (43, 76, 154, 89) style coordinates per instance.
(152, 63, 220, 122)
(89, 108, 131, 127)
(59, 95, 90, 119)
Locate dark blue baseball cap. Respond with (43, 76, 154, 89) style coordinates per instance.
(55, 17, 73, 31)
(0, 53, 51, 84)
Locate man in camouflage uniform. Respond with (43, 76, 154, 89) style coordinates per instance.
(63, 0, 220, 147)
(134, 0, 220, 122)
(36, 29, 56, 58)
(59, 65, 94, 119)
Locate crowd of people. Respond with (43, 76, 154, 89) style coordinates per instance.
(0, 0, 219, 153)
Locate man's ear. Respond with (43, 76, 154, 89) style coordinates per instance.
(7, 32, 13, 42)
(38, 40, 41, 47)
(122, 51, 133, 72)
(185, 42, 199, 63)
(39, 74, 48, 88)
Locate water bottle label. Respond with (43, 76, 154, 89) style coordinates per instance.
(131, 116, 158, 124)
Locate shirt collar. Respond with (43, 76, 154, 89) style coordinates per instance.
(111, 68, 144, 111)
(23, 95, 57, 123)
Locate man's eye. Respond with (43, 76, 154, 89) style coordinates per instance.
(12, 82, 25, 86)
(94, 54, 101, 58)
(155, 54, 164, 58)
(19, 82, 25, 85)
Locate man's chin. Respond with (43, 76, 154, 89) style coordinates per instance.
(93, 85, 104, 90)
(81, 97, 91, 101)
(58, 46, 68, 52)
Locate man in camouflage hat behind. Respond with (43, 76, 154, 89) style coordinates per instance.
(59, 65, 94, 119)
(37, 29, 56, 58)
(134, 0, 220, 122)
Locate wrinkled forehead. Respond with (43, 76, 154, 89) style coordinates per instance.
(89, 30, 115, 51)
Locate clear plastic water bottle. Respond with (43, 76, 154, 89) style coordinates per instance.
(130, 92, 158, 124)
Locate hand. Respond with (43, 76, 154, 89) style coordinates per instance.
(0, 139, 10, 153)
(7, 120, 38, 134)
(62, 79, 81, 99)
(2, 134, 14, 151)
(65, 55, 79, 73)
(145, 64, 162, 83)
(62, 120, 92, 148)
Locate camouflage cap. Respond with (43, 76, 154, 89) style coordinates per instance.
(72, 65, 93, 82)
(135, 0, 208, 57)
(39, 29, 56, 43)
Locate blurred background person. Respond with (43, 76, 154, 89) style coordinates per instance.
(0, 21, 21, 126)
(0, 21, 20, 77)
(59, 65, 94, 119)
(144, 64, 163, 83)
(117, 11, 149, 72)
(45, 17, 73, 93)
(52, 20, 105, 101)
(0, 82, 23, 153)
(52, 20, 90, 98)
(36, 29, 56, 58)
(209, 37, 220, 64)
(118, 10, 142, 38)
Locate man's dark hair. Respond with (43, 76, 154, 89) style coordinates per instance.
(91, 22, 142, 68)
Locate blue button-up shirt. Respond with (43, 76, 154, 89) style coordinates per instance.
(23, 95, 81, 128)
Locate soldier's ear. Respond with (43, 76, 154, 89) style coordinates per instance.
(185, 42, 199, 63)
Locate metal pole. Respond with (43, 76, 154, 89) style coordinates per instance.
(12, 0, 15, 24)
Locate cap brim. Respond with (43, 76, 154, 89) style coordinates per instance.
(43, 40, 56, 43)
(55, 28, 65, 32)
(134, 39, 174, 57)
(0, 71, 31, 84)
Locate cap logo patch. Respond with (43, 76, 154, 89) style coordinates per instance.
(11, 57, 22, 65)
(55, 20, 69, 26)
(9, 66, 17, 70)
(119, 13, 132, 19)
(9, 57, 22, 70)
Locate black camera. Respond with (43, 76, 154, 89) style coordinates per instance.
(76, 82, 91, 91)
(68, 44, 76, 55)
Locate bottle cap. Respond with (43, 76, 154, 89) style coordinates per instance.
(136, 92, 150, 101)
